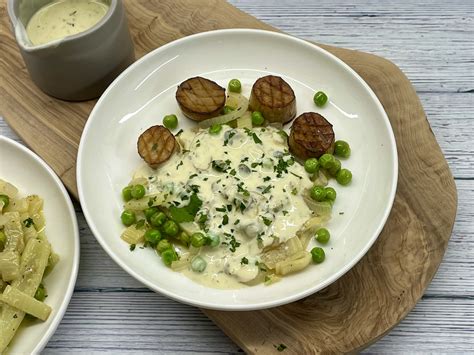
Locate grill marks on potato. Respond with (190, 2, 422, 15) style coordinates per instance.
(176, 77, 226, 121)
(137, 125, 176, 168)
(249, 75, 296, 124)
(289, 112, 335, 160)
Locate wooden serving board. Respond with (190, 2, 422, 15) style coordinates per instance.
(0, 0, 457, 353)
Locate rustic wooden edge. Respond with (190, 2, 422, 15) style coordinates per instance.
(0, 0, 457, 353)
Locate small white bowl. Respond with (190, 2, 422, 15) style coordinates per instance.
(77, 29, 397, 311)
(0, 136, 79, 352)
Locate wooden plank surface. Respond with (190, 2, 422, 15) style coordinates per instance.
(0, 0, 472, 353)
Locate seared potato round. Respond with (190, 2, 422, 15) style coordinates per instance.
(289, 112, 335, 160)
(137, 125, 176, 168)
(176, 77, 226, 121)
(249, 75, 296, 124)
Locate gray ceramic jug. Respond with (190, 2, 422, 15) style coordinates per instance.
(7, 0, 135, 101)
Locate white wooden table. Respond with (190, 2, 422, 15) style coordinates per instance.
(1, 0, 473, 353)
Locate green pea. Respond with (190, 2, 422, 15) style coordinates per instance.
(251, 111, 264, 126)
(319, 153, 335, 169)
(161, 248, 178, 267)
(315, 228, 330, 244)
(223, 105, 235, 114)
(311, 247, 325, 263)
(34, 283, 47, 302)
(122, 187, 133, 202)
(121, 210, 136, 226)
(163, 220, 179, 236)
(0, 231, 6, 250)
(144, 229, 162, 246)
(191, 232, 206, 248)
(207, 233, 220, 247)
(336, 168, 352, 185)
(304, 158, 319, 174)
(163, 114, 178, 130)
(334, 140, 351, 158)
(228, 79, 242, 93)
(327, 158, 341, 177)
(144, 207, 159, 221)
(310, 186, 326, 202)
(156, 239, 172, 253)
(131, 184, 146, 200)
(191, 256, 207, 272)
(324, 187, 337, 201)
(209, 124, 223, 135)
(177, 231, 190, 246)
(150, 211, 167, 227)
(0, 194, 10, 209)
(313, 91, 328, 107)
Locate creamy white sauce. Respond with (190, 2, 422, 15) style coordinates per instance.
(135, 126, 313, 289)
(26, 0, 109, 46)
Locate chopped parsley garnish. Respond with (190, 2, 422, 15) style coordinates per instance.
(251, 162, 262, 168)
(189, 173, 198, 179)
(197, 213, 208, 224)
(229, 168, 237, 176)
(252, 133, 263, 144)
(23, 218, 34, 228)
(243, 128, 263, 144)
(262, 216, 272, 226)
(241, 257, 249, 265)
(263, 176, 271, 182)
(212, 159, 230, 173)
(224, 131, 236, 146)
(282, 210, 289, 216)
(226, 204, 233, 212)
(291, 188, 298, 195)
(290, 172, 302, 179)
(148, 196, 157, 207)
(189, 184, 200, 193)
(176, 161, 184, 170)
(169, 193, 203, 223)
(222, 215, 229, 225)
(261, 185, 272, 194)
(129, 244, 136, 251)
(237, 182, 250, 197)
(224, 234, 241, 252)
(216, 206, 227, 212)
(175, 129, 184, 136)
(233, 219, 240, 225)
(274, 155, 294, 177)
(151, 143, 158, 151)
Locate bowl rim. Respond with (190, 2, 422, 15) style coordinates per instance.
(0, 135, 80, 351)
(77, 28, 398, 311)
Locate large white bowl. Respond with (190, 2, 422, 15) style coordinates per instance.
(0, 136, 79, 353)
(77, 29, 397, 310)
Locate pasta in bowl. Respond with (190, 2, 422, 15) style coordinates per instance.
(77, 29, 397, 310)
(0, 179, 57, 352)
(0, 136, 79, 352)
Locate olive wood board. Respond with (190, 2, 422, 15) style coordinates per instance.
(0, 0, 457, 353)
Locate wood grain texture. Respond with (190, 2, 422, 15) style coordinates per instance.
(0, 0, 468, 354)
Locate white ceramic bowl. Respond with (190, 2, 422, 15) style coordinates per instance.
(77, 29, 397, 310)
(0, 136, 79, 352)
